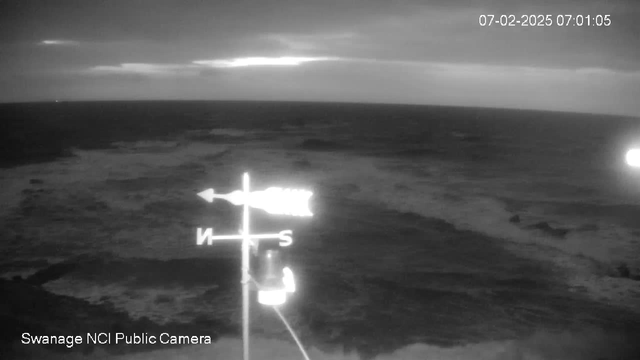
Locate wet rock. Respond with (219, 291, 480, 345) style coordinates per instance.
(526, 221, 570, 238)
(25, 262, 78, 285)
(154, 294, 174, 304)
(616, 263, 631, 278)
(577, 223, 599, 232)
(509, 214, 521, 224)
(529, 221, 552, 231)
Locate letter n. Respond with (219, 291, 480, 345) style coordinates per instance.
(197, 228, 214, 245)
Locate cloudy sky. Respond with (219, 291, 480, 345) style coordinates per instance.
(0, 0, 638, 116)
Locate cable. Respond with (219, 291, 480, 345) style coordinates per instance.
(272, 304, 311, 360)
(251, 278, 311, 360)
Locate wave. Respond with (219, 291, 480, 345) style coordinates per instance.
(2, 134, 639, 352)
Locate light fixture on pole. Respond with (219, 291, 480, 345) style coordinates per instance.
(626, 148, 640, 168)
(195, 173, 313, 360)
(255, 248, 288, 306)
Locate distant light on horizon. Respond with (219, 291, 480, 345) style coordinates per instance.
(40, 39, 78, 46)
(626, 149, 640, 167)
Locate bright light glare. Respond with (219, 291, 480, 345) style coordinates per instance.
(193, 57, 329, 68)
(258, 290, 287, 306)
(626, 149, 640, 167)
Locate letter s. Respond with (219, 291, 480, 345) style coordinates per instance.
(279, 230, 293, 247)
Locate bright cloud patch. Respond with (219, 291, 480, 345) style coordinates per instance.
(88, 63, 198, 76)
(86, 56, 336, 77)
(193, 56, 333, 68)
(40, 39, 78, 46)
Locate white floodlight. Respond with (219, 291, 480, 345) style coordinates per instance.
(257, 290, 287, 306)
(626, 149, 640, 167)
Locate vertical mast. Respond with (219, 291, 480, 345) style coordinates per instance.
(242, 172, 250, 360)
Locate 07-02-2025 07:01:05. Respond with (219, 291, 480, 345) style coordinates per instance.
(479, 14, 611, 27)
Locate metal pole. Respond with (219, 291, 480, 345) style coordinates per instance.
(242, 172, 250, 360)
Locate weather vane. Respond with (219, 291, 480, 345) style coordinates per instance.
(195, 172, 313, 360)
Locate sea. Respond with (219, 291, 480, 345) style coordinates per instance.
(1, 100, 640, 360)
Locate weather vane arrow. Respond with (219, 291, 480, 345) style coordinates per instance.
(197, 187, 313, 216)
(197, 188, 216, 203)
